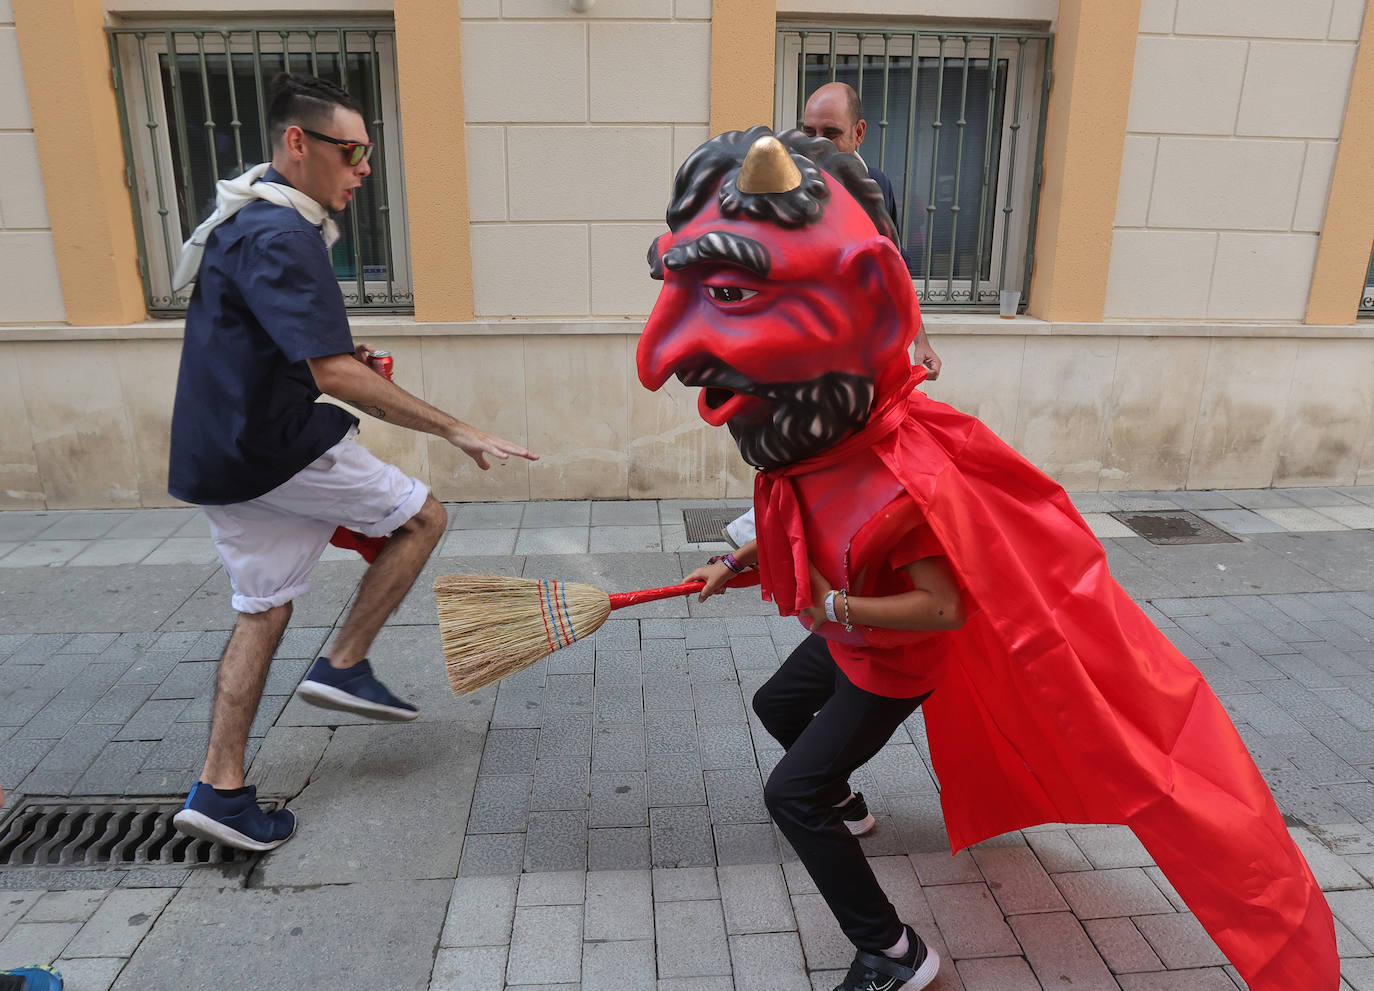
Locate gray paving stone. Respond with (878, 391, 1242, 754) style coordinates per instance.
(72, 740, 156, 795)
(532, 757, 591, 811)
(728, 931, 809, 991)
(150, 660, 217, 700)
(714, 823, 781, 866)
(593, 724, 646, 772)
(525, 810, 588, 872)
(649, 753, 706, 807)
(955, 955, 1042, 990)
(790, 892, 851, 970)
(581, 938, 656, 991)
(1023, 828, 1093, 874)
(969, 844, 1068, 914)
(546, 638, 595, 675)
(656, 898, 731, 977)
(595, 648, 643, 684)
(685, 619, 729, 649)
(431, 944, 508, 991)
(642, 618, 686, 639)
(698, 723, 756, 770)
(923, 882, 1019, 958)
(111, 881, 448, 990)
(442, 875, 517, 947)
(718, 863, 795, 934)
(507, 903, 583, 984)
(689, 647, 737, 682)
(596, 683, 644, 725)
(77, 684, 156, 726)
(590, 771, 648, 827)
(642, 638, 689, 678)
(540, 712, 593, 758)
(517, 871, 585, 906)
(245, 725, 331, 798)
(586, 869, 653, 941)
(652, 806, 716, 868)
(694, 682, 748, 725)
(589, 827, 651, 870)
(48, 956, 123, 991)
(1053, 867, 1174, 919)
(644, 677, 695, 711)
(458, 833, 526, 876)
(22, 889, 108, 923)
(1065, 824, 1154, 870)
(0, 737, 55, 788)
(653, 865, 719, 901)
(704, 768, 768, 824)
(467, 774, 531, 833)
(545, 674, 594, 713)
(141, 722, 209, 771)
(1132, 911, 1228, 969)
(1081, 915, 1164, 975)
(647, 710, 698, 756)
(62, 886, 173, 957)
(0, 920, 80, 966)
(1009, 911, 1118, 990)
(1114, 968, 1238, 990)
(479, 728, 540, 775)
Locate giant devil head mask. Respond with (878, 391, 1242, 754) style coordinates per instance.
(636, 126, 923, 470)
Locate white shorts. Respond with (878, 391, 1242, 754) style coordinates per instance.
(203, 430, 429, 614)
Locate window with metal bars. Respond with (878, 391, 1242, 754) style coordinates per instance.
(108, 24, 411, 316)
(775, 25, 1052, 309)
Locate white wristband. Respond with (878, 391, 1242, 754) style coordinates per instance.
(823, 590, 839, 623)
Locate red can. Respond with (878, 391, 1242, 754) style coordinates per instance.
(368, 349, 394, 381)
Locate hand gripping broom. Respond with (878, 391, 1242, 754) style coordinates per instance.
(433, 571, 761, 695)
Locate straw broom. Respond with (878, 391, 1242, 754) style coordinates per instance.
(434, 571, 761, 695)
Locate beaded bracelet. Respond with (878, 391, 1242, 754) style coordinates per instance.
(839, 589, 853, 632)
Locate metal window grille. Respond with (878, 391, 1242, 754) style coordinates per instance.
(108, 23, 413, 316)
(1361, 246, 1374, 317)
(775, 25, 1053, 309)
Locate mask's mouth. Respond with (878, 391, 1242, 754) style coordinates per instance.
(675, 359, 877, 470)
(679, 363, 770, 427)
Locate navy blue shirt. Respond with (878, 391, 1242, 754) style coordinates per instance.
(168, 169, 358, 505)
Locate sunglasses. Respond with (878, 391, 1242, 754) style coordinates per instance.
(300, 127, 374, 166)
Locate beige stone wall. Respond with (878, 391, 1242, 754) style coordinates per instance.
(3, 318, 1369, 509)
(461, 0, 710, 319)
(1106, 0, 1365, 320)
(0, 0, 65, 325)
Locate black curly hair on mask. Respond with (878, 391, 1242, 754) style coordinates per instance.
(664, 125, 899, 245)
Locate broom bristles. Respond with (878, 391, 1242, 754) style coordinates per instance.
(434, 573, 612, 695)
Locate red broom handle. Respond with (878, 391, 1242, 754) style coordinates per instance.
(608, 571, 761, 610)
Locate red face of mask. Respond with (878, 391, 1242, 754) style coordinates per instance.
(636, 128, 921, 470)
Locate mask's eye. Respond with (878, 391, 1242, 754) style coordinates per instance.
(706, 286, 758, 303)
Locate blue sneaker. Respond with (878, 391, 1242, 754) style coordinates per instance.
(296, 656, 419, 721)
(172, 782, 296, 852)
(0, 966, 62, 991)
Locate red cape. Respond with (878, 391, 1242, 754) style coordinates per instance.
(754, 376, 1338, 991)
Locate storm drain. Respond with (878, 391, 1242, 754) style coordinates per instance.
(1111, 510, 1239, 546)
(0, 799, 264, 868)
(682, 507, 744, 544)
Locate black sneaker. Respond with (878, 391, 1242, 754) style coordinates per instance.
(839, 791, 876, 836)
(834, 926, 940, 991)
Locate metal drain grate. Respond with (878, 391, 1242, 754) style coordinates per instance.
(682, 508, 744, 544)
(1110, 510, 1239, 546)
(0, 799, 264, 868)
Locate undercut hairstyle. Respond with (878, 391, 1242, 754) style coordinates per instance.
(266, 72, 364, 149)
(664, 125, 898, 245)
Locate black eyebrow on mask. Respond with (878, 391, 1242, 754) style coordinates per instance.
(661, 231, 771, 278)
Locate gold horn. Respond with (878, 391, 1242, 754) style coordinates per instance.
(737, 135, 802, 194)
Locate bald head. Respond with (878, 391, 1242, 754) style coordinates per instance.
(803, 82, 865, 155)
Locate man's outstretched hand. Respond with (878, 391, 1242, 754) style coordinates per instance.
(447, 423, 539, 470)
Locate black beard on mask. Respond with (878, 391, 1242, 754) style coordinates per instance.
(678, 363, 876, 470)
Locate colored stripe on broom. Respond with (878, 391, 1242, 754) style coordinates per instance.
(538, 580, 560, 653)
(539, 579, 577, 650)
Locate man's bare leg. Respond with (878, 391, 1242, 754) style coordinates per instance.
(327, 494, 446, 667)
(200, 602, 293, 789)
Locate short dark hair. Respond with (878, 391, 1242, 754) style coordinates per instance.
(266, 72, 364, 148)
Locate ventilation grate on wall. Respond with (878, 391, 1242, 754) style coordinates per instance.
(1110, 510, 1240, 546)
(0, 799, 267, 868)
(682, 508, 745, 545)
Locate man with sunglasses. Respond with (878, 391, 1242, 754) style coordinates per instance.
(167, 72, 537, 852)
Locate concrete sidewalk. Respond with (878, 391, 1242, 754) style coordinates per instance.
(1, 488, 1374, 990)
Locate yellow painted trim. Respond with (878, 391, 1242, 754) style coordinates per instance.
(709, 0, 775, 136)
(12, 0, 146, 326)
(1027, 0, 1141, 322)
(1305, 4, 1374, 326)
(394, 0, 473, 322)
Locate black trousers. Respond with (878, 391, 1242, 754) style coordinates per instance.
(753, 634, 930, 951)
